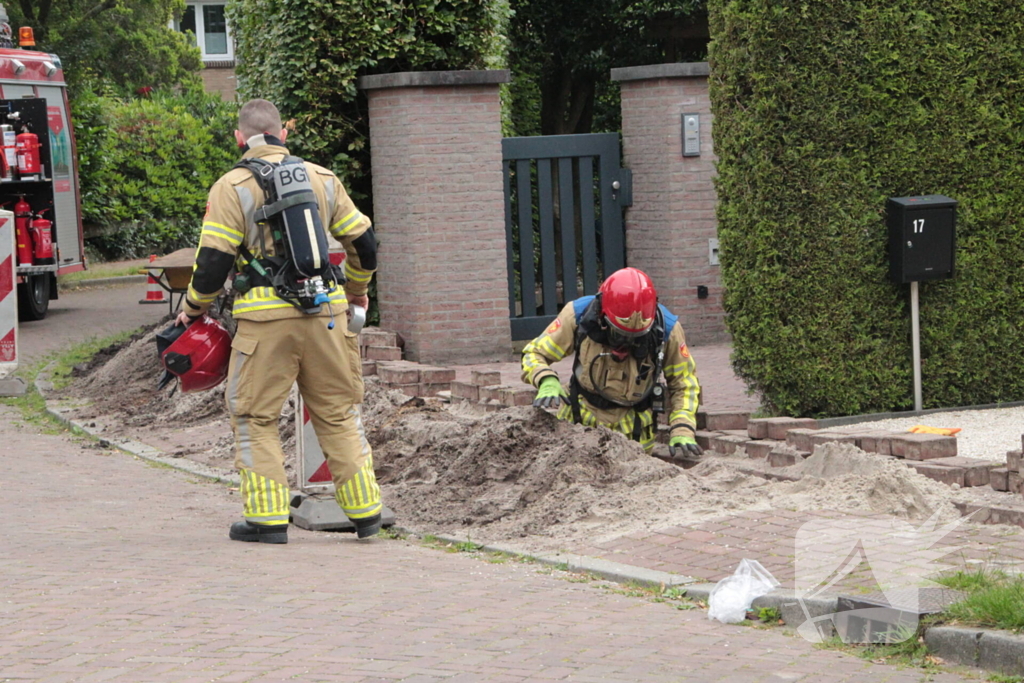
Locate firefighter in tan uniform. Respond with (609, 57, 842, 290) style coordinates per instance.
(177, 99, 381, 544)
(521, 268, 702, 457)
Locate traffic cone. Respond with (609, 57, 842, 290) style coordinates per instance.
(139, 254, 167, 304)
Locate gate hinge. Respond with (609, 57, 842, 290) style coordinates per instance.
(612, 169, 633, 207)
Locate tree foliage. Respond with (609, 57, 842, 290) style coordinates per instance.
(229, 0, 509, 196)
(5, 0, 201, 94)
(709, 0, 1024, 416)
(76, 89, 238, 259)
(507, 0, 708, 136)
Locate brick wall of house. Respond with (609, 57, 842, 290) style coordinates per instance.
(200, 63, 237, 101)
(359, 71, 514, 364)
(612, 63, 727, 345)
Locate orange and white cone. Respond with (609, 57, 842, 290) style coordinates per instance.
(139, 254, 167, 304)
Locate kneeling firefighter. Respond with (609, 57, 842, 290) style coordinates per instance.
(174, 99, 382, 544)
(521, 268, 702, 458)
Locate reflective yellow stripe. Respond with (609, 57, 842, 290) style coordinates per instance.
(537, 336, 565, 358)
(344, 263, 373, 283)
(187, 285, 218, 304)
(241, 469, 289, 519)
(202, 222, 244, 246)
(233, 286, 347, 314)
(664, 362, 690, 375)
(336, 453, 382, 518)
(331, 210, 363, 236)
(204, 221, 244, 238)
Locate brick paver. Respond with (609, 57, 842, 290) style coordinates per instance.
(2, 406, 975, 682)
(573, 510, 1024, 591)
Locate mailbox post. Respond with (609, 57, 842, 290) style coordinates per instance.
(887, 195, 957, 411)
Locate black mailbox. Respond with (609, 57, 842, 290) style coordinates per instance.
(887, 195, 957, 283)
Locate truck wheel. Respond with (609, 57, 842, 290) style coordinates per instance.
(17, 274, 50, 321)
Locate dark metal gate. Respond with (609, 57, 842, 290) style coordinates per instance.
(503, 133, 632, 340)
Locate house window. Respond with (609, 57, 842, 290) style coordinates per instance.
(173, 1, 233, 61)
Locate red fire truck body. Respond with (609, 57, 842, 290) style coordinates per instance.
(0, 43, 85, 320)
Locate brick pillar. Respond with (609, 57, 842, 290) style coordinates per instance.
(359, 71, 513, 364)
(611, 62, 726, 345)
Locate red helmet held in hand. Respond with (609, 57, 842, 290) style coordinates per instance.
(156, 316, 231, 393)
(599, 267, 658, 338)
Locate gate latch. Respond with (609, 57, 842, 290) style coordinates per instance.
(611, 169, 633, 207)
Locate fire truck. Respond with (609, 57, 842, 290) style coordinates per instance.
(0, 9, 85, 321)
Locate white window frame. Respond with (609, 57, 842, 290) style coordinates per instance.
(171, 0, 234, 62)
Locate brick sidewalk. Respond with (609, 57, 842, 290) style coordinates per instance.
(571, 510, 1024, 591)
(2, 406, 974, 683)
(453, 342, 760, 413)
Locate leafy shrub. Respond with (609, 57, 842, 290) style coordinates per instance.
(74, 91, 238, 259)
(708, 0, 1024, 416)
(228, 0, 510, 196)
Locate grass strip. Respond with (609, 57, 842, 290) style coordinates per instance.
(936, 568, 1024, 633)
(1, 328, 139, 432)
(58, 263, 145, 285)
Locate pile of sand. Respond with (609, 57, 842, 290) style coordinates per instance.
(68, 324, 228, 428)
(64, 321, 298, 483)
(778, 444, 961, 521)
(64, 329, 965, 546)
(372, 410, 962, 546)
(373, 406, 680, 534)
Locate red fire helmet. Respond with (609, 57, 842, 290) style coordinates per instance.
(156, 316, 231, 393)
(599, 267, 658, 337)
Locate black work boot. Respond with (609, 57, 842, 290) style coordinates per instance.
(229, 520, 288, 544)
(353, 513, 382, 540)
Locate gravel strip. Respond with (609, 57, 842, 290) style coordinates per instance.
(835, 406, 1024, 461)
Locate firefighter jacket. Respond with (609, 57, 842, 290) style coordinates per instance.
(521, 300, 700, 441)
(184, 138, 376, 321)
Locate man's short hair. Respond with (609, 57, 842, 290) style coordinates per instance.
(238, 99, 282, 138)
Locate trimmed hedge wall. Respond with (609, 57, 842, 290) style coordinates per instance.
(708, 0, 1024, 417)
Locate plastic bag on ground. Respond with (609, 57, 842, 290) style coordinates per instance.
(707, 559, 780, 624)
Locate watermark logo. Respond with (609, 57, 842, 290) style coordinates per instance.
(792, 512, 967, 643)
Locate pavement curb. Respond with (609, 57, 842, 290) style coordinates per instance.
(414, 531, 840, 638)
(925, 625, 1024, 676)
(35, 363, 240, 487)
(59, 274, 147, 290)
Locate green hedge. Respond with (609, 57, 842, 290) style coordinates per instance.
(708, 0, 1024, 416)
(228, 0, 509, 195)
(74, 90, 238, 259)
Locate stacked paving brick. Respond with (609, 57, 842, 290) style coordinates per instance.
(359, 327, 402, 376)
(990, 435, 1023, 496)
(450, 370, 535, 412)
(691, 411, 1005, 489)
(356, 326, 460, 399)
(376, 361, 456, 398)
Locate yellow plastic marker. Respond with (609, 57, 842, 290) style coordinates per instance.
(908, 425, 961, 436)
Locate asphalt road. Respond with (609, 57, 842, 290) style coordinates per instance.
(17, 281, 172, 366)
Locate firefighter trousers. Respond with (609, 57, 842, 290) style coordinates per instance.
(556, 399, 657, 451)
(225, 317, 382, 526)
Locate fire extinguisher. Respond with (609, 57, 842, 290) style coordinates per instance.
(14, 194, 33, 265)
(16, 128, 40, 180)
(30, 209, 53, 262)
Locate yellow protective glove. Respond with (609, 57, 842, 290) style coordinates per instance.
(669, 434, 703, 458)
(533, 376, 567, 409)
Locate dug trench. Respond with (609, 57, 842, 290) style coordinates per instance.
(60, 325, 1009, 554)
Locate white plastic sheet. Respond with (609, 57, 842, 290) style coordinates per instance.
(707, 559, 780, 624)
